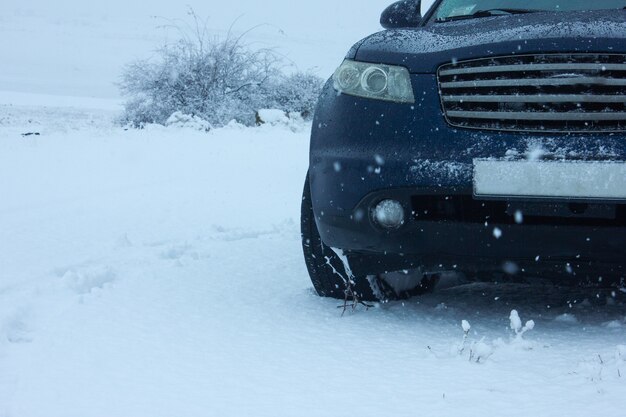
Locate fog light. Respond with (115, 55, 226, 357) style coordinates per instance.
(373, 199, 405, 229)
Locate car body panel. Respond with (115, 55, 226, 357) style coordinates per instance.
(310, 8, 626, 279)
(354, 11, 626, 73)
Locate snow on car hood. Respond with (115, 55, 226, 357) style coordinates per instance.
(354, 10, 626, 73)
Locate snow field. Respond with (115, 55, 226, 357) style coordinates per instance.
(1, 100, 626, 416)
(2, 0, 624, 414)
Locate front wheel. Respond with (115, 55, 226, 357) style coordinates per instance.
(300, 174, 437, 302)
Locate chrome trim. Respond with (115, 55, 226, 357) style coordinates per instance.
(437, 54, 626, 133)
(442, 95, 626, 103)
(448, 111, 626, 121)
(441, 77, 626, 88)
(439, 63, 626, 77)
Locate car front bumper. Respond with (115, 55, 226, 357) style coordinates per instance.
(309, 77, 626, 278)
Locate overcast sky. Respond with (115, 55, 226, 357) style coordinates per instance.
(2, 0, 402, 97)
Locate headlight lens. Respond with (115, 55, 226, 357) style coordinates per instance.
(336, 63, 360, 90)
(333, 59, 414, 103)
(361, 67, 388, 94)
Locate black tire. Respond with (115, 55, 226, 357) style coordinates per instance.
(301, 174, 381, 301)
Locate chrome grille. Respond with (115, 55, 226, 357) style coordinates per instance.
(437, 54, 626, 133)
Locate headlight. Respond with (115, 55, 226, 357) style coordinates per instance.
(333, 59, 414, 103)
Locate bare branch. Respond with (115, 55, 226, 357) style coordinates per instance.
(118, 9, 323, 128)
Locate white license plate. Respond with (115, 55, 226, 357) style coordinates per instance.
(473, 159, 626, 200)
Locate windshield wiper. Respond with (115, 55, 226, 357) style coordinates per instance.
(436, 8, 540, 22)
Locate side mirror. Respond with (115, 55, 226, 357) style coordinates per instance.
(380, 0, 422, 29)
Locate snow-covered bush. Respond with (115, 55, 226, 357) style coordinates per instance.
(510, 309, 535, 341)
(458, 319, 471, 354)
(165, 112, 212, 131)
(256, 109, 290, 126)
(450, 311, 537, 363)
(454, 319, 493, 363)
(119, 11, 324, 128)
(269, 72, 324, 119)
(255, 109, 308, 131)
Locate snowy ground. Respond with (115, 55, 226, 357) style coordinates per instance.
(1, 96, 626, 417)
(2, 1, 626, 415)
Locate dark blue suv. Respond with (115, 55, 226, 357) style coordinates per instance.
(301, 0, 626, 304)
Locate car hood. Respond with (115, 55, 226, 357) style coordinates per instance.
(353, 10, 626, 73)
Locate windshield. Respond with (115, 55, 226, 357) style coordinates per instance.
(433, 0, 626, 21)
